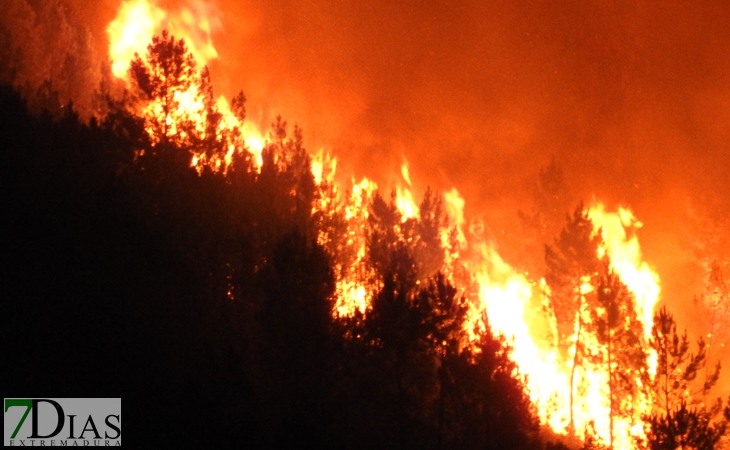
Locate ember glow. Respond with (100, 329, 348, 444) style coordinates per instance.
(447, 201, 659, 449)
(588, 204, 661, 340)
(107, 0, 219, 80)
(107, 0, 263, 173)
(101, 1, 725, 448)
(107, 0, 164, 79)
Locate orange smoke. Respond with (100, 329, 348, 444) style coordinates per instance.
(105, 2, 665, 447)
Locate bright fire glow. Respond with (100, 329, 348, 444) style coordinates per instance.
(215, 96, 265, 169)
(443, 188, 467, 248)
(107, 0, 219, 80)
(107, 0, 264, 172)
(311, 149, 337, 186)
(468, 201, 660, 449)
(588, 203, 661, 339)
(107, 0, 164, 79)
(395, 162, 418, 221)
(335, 177, 379, 317)
(106, 2, 664, 447)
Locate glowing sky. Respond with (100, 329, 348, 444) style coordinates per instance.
(6, 0, 729, 382)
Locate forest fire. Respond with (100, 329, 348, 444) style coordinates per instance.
(107, 0, 164, 79)
(409, 199, 662, 448)
(4, 0, 728, 448)
(107, 0, 263, 172)
(107, 0, 218, 80)
(588, 204, 661, 340)
(97, 1, 727, 449)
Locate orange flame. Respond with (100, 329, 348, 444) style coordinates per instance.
(107, 0, 219, 80)
(106, 3, 664, 447)
(215, 96, 265, 169)
(107, 0, 164, 79)
(334, 176, 379, 317)
(468, 201, 660, 448)
(395, 161, 418, 221)
(588, 203, 661, 339)
(443, 188, 467, 249)
(107, 0, 265, 172)
(311, 149, 337, 186)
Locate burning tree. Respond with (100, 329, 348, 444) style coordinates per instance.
(697, 261, 730, 397)
(128, 29, 235, 169)
(640, 306, 728, 449)
(592, 270, 648, 448)
(545, 203, 603, 433)
(7, 6, 725, 443)
(131, 30, 197, 142)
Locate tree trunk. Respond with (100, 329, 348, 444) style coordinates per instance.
(569, 301, 583, 435)
(607, 329, 613, 449)
(437, 351, 445, 450)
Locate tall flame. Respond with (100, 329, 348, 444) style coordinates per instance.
(107, 0, 164, 79)
(107, 0, 266, 172)
(335, 176, 378, 317)
(107, 0, 219, 80)
(395, 161, 418, 221)
(443, 188, 467, 248)
(106, 3, 664, 447)
(467, 201, 660, 449)
(588, 203, 661, 339)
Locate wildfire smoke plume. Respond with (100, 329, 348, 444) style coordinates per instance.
(4, 0, 726, 447)
(103, 3, 670, 447)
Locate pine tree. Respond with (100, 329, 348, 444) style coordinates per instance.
(518, 157, 574, 277)
(640, 306, 729, 449)
(592, 270, 647, 448)
(544, 203, 603, 433)
(129, 30, 223, 165)
(643, 400, 727, 450)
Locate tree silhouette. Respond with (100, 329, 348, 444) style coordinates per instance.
(518, 157, 575, 277)
(440, 318, 542, 449)
(129, 29, 224, 167)
(367, 187, 446, 290)
(696, 261, 729, 402)
(650, 307, 719, 415)
(592, 270, 647, 448)
(640, 306, 728, 449)
(643, 400, 727, 450)
(545, 202, 603, 433)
